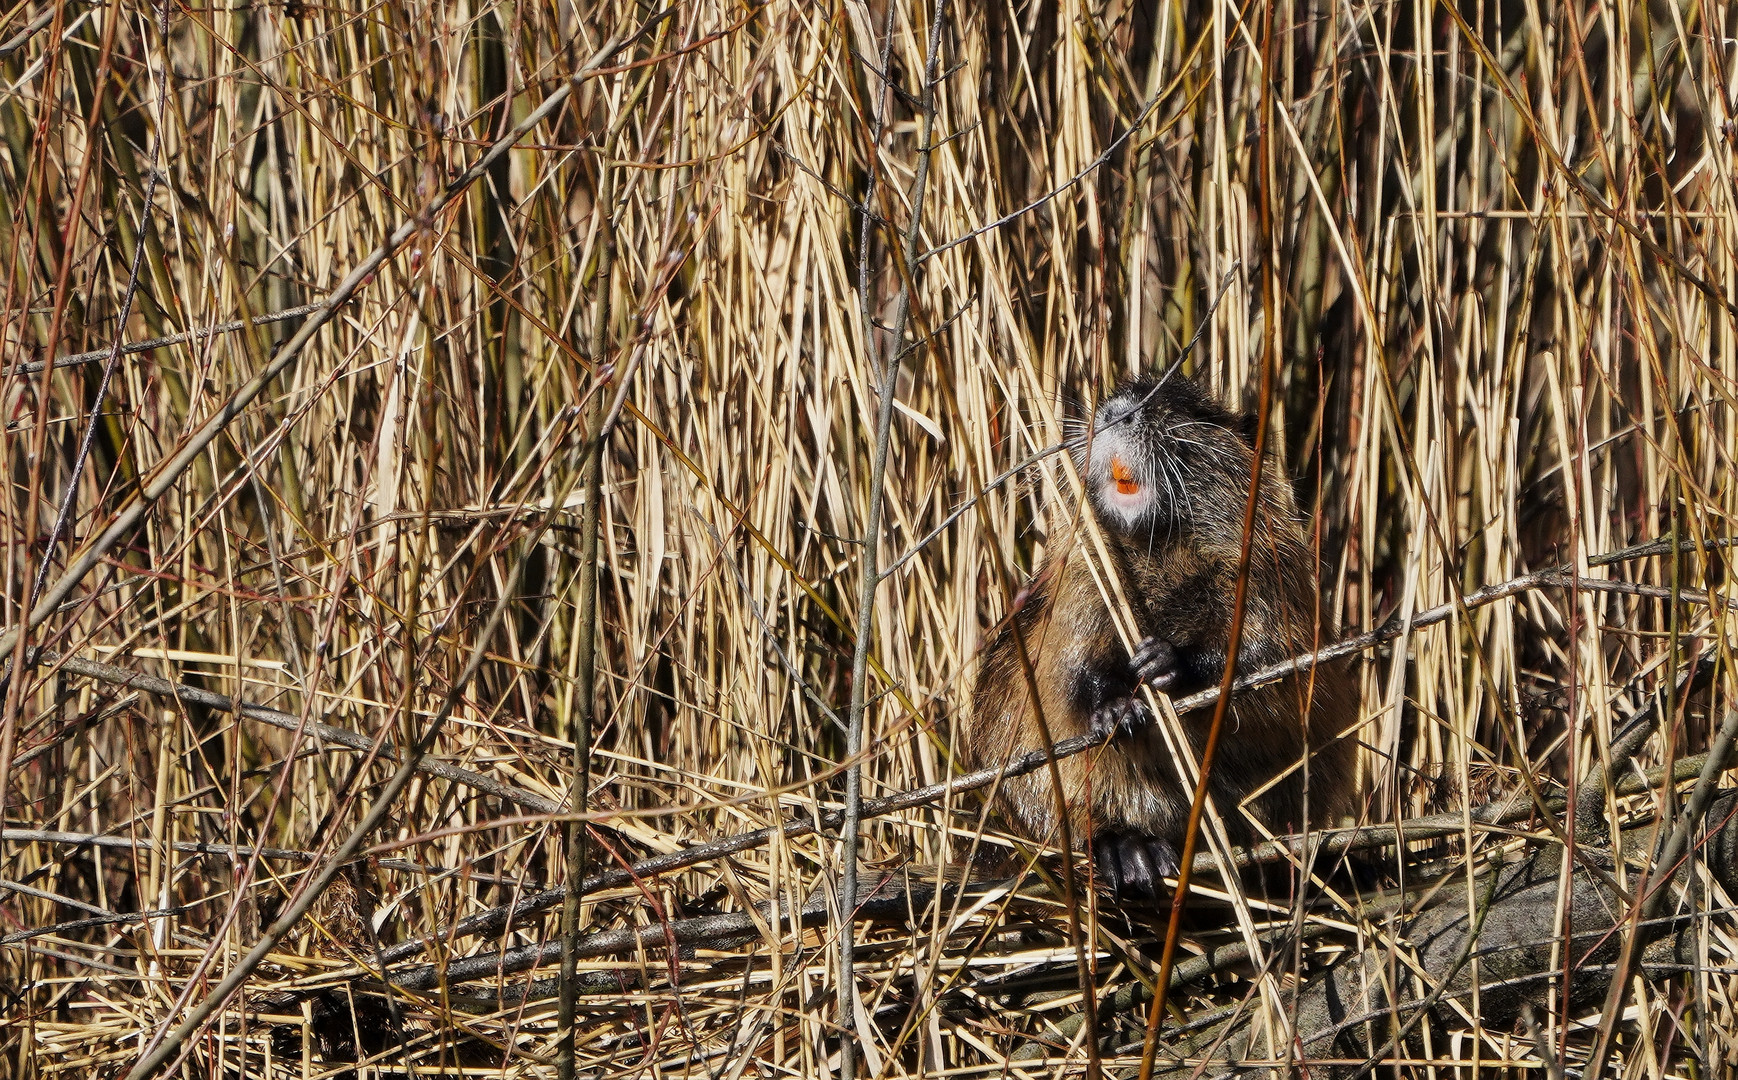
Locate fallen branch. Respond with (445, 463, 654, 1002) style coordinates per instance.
(1160, 720, 1738, 1076)
(25, 555, 1721, 992)
(0, 828, 493, 879)
(341, 746, 1728, 1026)
(384, 867, 958, 998)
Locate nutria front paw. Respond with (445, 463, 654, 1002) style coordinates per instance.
(1089, 695, 1154, 740)
(1131, 636, 1180, 690)
(1093, 831, 1180, 901)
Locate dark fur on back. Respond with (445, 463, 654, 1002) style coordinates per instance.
(965, 376, 1358, 870)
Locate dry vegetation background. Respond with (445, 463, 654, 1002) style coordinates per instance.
(1, 0, 1736, 1075)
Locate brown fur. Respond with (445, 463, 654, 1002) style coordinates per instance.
(964, 377, 1358, 865)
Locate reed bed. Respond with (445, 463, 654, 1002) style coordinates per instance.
(1, 0, 1734, 1076)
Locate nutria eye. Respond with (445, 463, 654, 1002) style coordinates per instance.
(1110, 455, 1140, 495)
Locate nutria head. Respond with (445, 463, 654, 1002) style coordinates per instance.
(1072, 376, 1279, 546)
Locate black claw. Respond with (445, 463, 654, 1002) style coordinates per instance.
(1094, 832, 1181, 903)
(1090, 696, 1153, 740)
(1097, 840, 1124, 900)
(1122, 841, 1157, 895)
(1131, 636, 1180, 690)
(1148, 836, 1181, 878)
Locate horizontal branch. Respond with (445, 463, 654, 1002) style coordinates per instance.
(37, 652, 558, 815)
(6, 303, 325, 376)
(383, 867, 949, 995)
(31, 555, 1717, 983)
(371, 559, 1719, 968)
(1184, 565, 1712, 713)
(3, 827, 317, 865)
(0, 828, 468, 877)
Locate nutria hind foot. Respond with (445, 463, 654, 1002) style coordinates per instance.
(1093, 830, 1181, 902)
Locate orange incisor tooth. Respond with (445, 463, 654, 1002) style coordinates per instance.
(1110, 455, 1139, 495)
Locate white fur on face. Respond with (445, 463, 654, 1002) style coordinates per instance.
(1089, 397, 1156, 531)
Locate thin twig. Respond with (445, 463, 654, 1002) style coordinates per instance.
(0, 4, 59, 61)
(30, 651, 558, 813)
(838, 4, 947, 1077)
(28, 1, 166, 610)
(557, 97, 619, 1080)
(0, 906, 194, 945)
(1139, 248, 1278, 1079)
(5, 303, 325, 376)
(0, 828, 443, 873)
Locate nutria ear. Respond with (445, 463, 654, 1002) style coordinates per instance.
(1237, 410, 1262, 447)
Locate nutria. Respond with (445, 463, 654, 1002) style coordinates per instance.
(966, 374, 1358, 899)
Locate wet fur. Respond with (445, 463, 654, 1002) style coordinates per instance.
(965, 377, 1358, 877)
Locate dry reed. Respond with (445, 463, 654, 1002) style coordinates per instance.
(1, 0, 1734, 1076)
